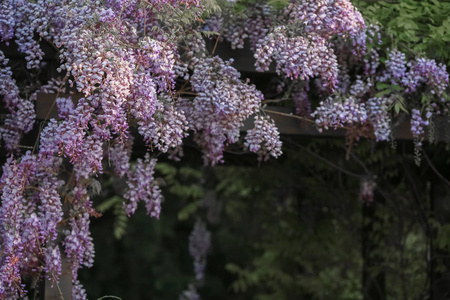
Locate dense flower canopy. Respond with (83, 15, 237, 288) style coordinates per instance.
(0, 0, 448, 298)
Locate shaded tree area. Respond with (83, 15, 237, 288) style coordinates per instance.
(81, 136, 450, 299)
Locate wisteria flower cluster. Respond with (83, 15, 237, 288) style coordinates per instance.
(311, 96, 368, 131)
(244, 116, 283, 161)
(4, 0, 447, 297)
(292, 86, 311, 116)
(380, 49, 449, 98)
(180, 56, 264, 165)
(188, 220, 211, 284)
(0, 51, 35, 154)
(366, 97, 393, 141)
(323, 22, 450, 148)
(255, 28, 340, 88)
(288, 0, 365, 40)
(410, 109, 430, 146)
(221, 3, 273, 51)
(253, 0, 365, 89)
(123, 154, 162, 218)
(384, 49, 407, 83)
(0, 153, 64, 298)
(0, 0, 199, 297)
(0, 0, 370, 298)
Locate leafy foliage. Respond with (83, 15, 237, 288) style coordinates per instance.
(356, 0, 450, 63)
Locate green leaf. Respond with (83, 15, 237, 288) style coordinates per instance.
(376, 89, 391, 97)
(401, 20, 419, 30)
(267, 0, 289, 10)
(170, 184, 203, 198)
(390, 84, 404, 91)
(394, 102, 401, 114)
(113, 201, 128, 239)
(179, 167, 203, 180)
(437, 224, 450, 249)
(201, 30, 220, 37)
(376, 82, 390, 90)
(178, 201, 199, 220)
(97, 196, 122, 212)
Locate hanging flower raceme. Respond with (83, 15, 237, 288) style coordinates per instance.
(123, 154, 162, 218)
(255, 28, 339, 88)
(244, 116, 283, 161)
(0, 153, 66, 298)
(181, 56, 265, 165)
(288, 0, 365, 40)
(312, 96, 368, 131)
(366, 97, 393, 142)
(188, 220, 211, 284)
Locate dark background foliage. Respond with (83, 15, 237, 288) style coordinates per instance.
(80, 136, 450, 300)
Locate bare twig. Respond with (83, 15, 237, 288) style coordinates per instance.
(285, 138, 363, 178)
(422, 150, 450, 188)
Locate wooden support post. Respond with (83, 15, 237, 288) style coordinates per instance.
(36, 93, 83, 120)
(362, 199, 386, 300)
(430, 181, 450, 299)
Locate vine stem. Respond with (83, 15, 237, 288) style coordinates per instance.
(32, 76, 69, 156)
(211, 34, 221, 55)
(422, 150, 450, 188)
(285, 138, 363, 178)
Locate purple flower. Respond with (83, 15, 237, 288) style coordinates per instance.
(410, 109, 428, 145)
(189, 220, 211, 283)
(366, 97, 393, 141)
(244, 116, 283, 161)
(255, 28, 339, 89)
(124, 155, 162, 218)
(183, 57, 263, 165)
(312, 96, 367, 131)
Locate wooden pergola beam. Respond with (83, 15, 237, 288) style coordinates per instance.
(36, 93, 450, 142)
